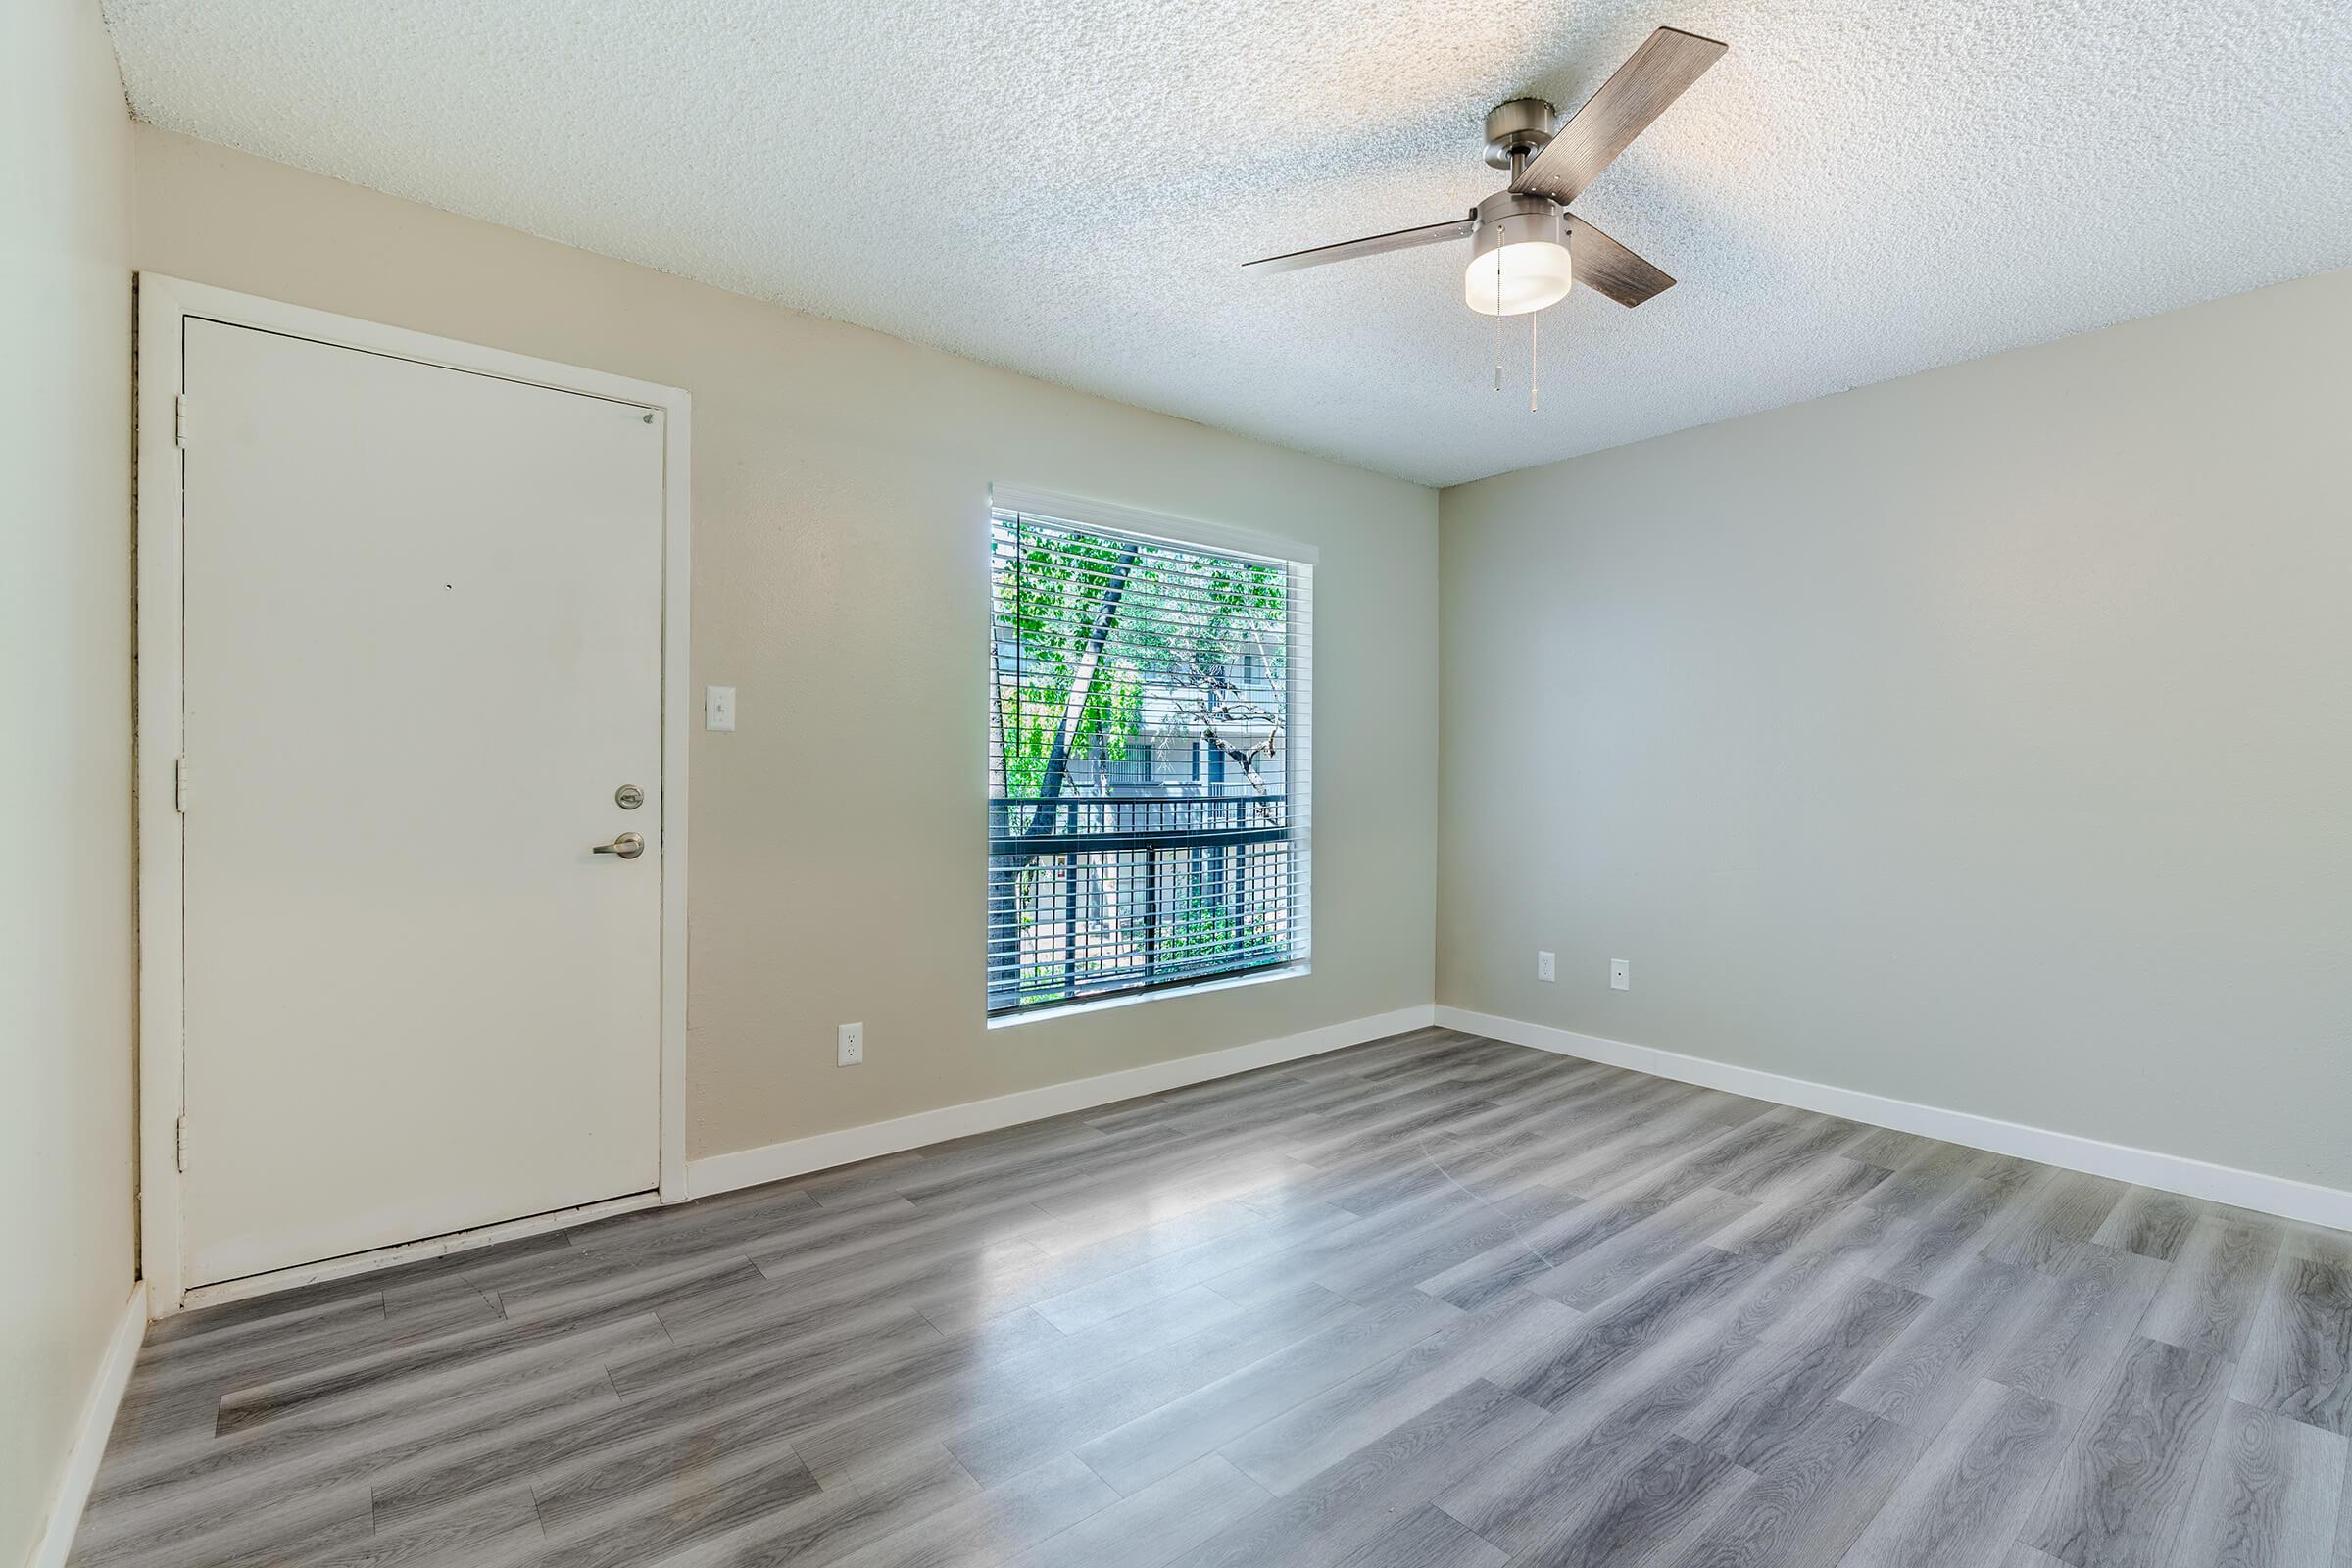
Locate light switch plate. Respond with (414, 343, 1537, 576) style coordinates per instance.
(705, 685, 737, 732)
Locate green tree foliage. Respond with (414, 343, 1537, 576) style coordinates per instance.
(991, 520, 1287, 808)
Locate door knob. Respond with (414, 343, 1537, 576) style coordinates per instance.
(593, 832, 646, 859)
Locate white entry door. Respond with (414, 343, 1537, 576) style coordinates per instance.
(179, 318, 667, 1287)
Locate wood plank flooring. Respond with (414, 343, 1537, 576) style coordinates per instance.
(74, 1028, 2352, 1568)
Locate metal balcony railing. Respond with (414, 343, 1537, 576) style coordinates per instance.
(986, 794, 1296, 1013)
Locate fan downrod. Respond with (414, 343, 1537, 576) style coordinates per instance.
(1482, 98, 1560, 170)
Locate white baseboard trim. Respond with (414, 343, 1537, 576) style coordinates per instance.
(1437, 1005, 2352, 1232)
(687, 1004, 1440, 1200)
(31, 1281, 148, 1568)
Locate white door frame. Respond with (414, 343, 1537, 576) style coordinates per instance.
(136, 275, 693, 1315)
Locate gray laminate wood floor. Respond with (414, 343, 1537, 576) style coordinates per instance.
(75, 1028, 2352, 1568)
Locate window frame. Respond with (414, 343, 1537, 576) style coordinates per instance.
(984, 484, 1314, 1025)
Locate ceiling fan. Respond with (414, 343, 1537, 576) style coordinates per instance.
(1244, 26, 1727, 319)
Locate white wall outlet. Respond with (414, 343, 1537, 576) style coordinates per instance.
(1536, 951, 1556, 983)
(1610, 958, 1631, 991)
(705, 685, 737, 732)
(836, 1022, 864, 1066)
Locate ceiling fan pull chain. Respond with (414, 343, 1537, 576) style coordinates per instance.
(1530, 307, 1539, 414)
(1494, 261, 1503, 391)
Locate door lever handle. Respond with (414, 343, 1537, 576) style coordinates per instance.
(593, 832, 646, 859)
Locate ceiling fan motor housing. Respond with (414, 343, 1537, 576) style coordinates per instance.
(1483, 98, 1560, 169)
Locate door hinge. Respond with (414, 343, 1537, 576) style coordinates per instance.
(175, 1113, 189, 1173)
(174, 756, 188, 813)
(174, 394, 190, 448)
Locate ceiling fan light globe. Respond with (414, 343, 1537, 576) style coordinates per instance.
(1464, 194, 1573, 317)
(1464, 238, 1574, 316)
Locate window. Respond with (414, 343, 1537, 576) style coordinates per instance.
(987, 491, 1312, 1017)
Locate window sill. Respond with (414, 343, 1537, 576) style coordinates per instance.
(985, 963, 1311, 1031)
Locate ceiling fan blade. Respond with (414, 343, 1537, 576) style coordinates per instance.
(1243, 215, 1476, 273)
(1567, 215, 1675, 307)
(1512, 26, 1727, 206)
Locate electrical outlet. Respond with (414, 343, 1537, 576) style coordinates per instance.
(1537, 951, 1556, 983)
(836, 1022, 864, 1066)
(1610, 958, 1631, 991)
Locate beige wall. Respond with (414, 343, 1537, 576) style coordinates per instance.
(130, 128, 1440, 1161)
(2, 0, 135, 1555)
(1439, 270, 2352, 1192)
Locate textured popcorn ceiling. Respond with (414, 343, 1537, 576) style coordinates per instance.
(105, 0, 2352, 486)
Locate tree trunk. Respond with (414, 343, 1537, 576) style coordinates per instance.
(1020, 544, 1141, 837)
(987, 542, 1142, 1005)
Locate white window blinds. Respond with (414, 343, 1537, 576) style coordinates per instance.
(987, 500, 1312, 1015)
